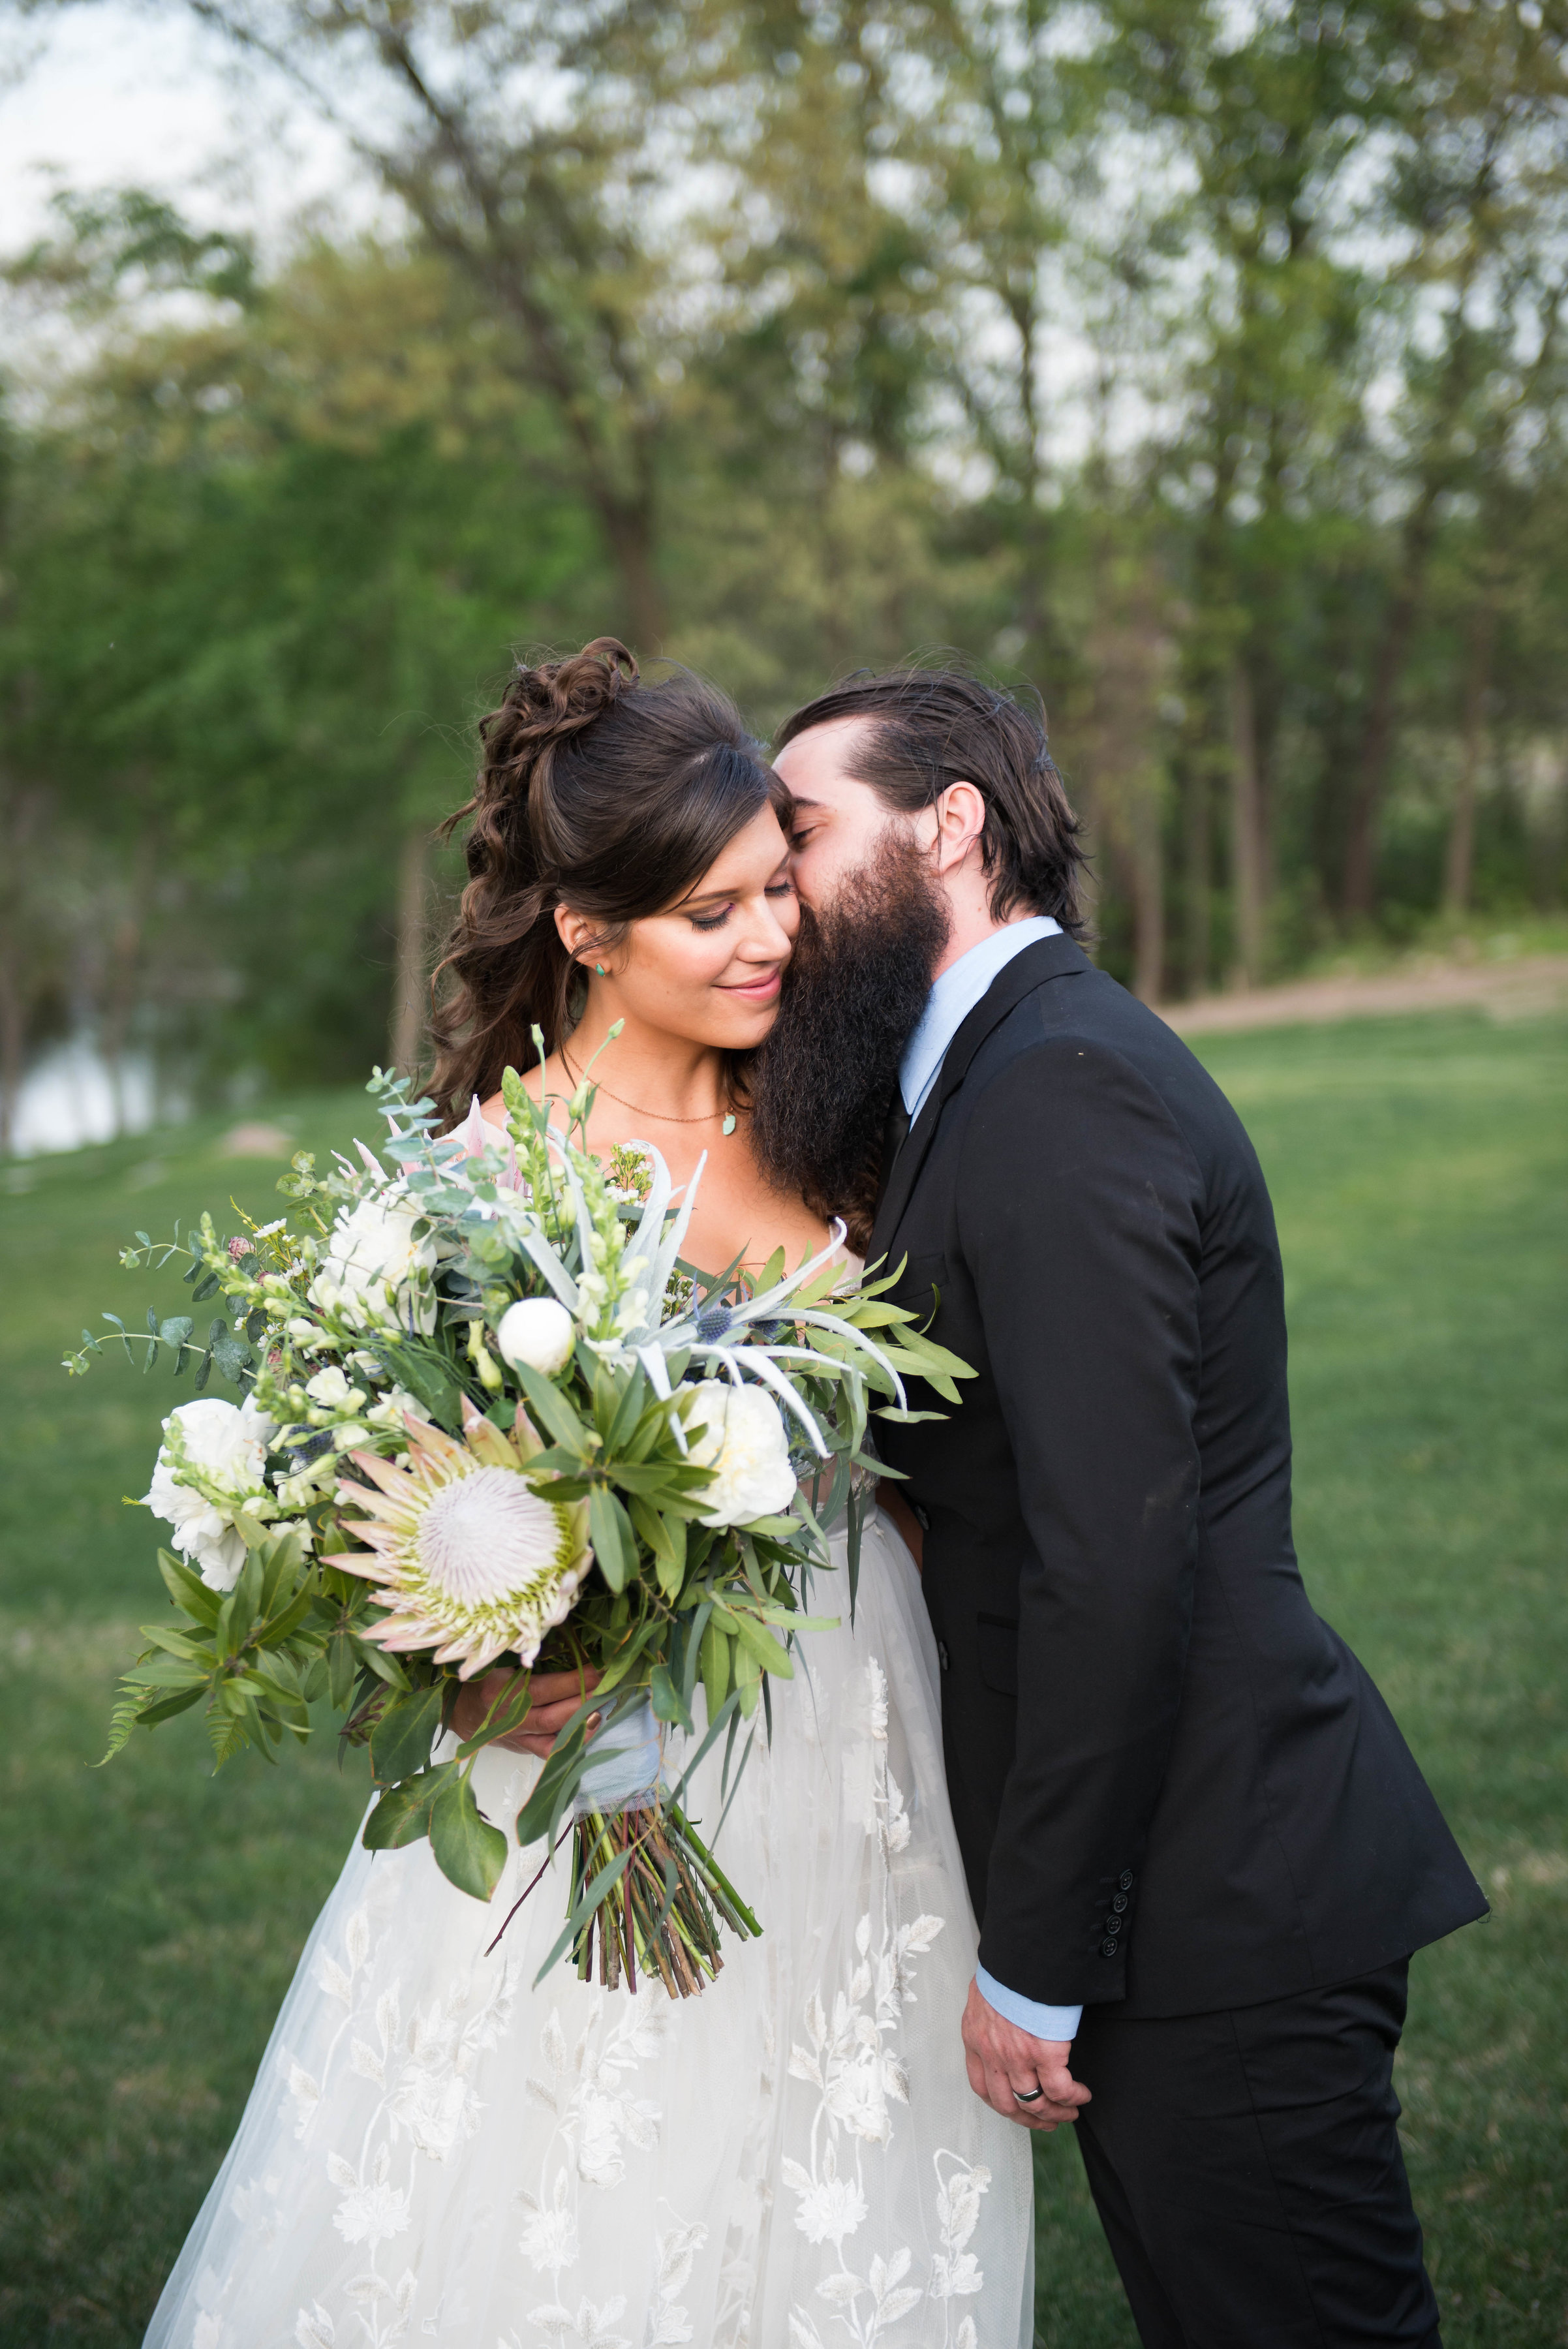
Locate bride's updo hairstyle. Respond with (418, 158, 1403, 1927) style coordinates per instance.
(429, 637, 775, 1121)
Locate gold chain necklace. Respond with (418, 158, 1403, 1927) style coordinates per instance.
(561, 1049, 741, 1136)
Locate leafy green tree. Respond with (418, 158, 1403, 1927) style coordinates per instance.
(1339, 0, 1568, 918)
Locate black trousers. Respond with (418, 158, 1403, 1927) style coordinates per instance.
(1070, 1962, 1440, 2348)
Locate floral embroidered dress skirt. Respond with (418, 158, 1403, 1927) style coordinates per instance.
(144, 1507, 1035, 2348)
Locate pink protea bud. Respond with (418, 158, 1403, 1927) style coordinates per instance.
(228, 1235, 254, 1260)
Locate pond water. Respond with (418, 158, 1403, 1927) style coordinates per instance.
(7, 1038, 183, 1158)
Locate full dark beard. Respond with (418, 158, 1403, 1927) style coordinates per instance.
(748, 830, 950, 1246)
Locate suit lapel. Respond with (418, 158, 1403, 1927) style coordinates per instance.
(869, 932, 1090, 1266)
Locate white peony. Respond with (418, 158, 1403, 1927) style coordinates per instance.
(309, 1191, 437, 1333)
(497, 1295, 576, 1376)
(142, 1395, 276, 1592)
(684, 1381, 796, 1528)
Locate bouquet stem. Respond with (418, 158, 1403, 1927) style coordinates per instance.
(571, 1798, 761, 1999)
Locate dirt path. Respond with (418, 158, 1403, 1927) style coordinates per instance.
(1158, 953, 1568, 1037)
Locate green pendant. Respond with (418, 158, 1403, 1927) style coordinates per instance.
(722, 1114, 737, 1136)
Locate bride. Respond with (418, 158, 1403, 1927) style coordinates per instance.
(144, 640, 1035, 2348)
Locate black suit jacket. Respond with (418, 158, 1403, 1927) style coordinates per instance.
(872, 935, 1486, 2018)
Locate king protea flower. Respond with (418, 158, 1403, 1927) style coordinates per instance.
(326, 1398, 592, 1678)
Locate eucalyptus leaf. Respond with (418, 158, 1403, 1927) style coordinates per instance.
(211, 1329, 254, 1383)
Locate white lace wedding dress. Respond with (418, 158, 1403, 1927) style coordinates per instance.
(144, 1506, 1035, 2348)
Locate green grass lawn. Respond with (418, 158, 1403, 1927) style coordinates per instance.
(1, 1016, 1563, 2346)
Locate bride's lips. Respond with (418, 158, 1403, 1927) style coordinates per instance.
(722, 968, 783, 1006)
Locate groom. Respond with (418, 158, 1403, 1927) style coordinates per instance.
(756, 668, 1486, 2347)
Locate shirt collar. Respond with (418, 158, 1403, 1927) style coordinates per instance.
(899, 915, 1063, 1121)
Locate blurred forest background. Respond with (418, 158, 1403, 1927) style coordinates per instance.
(4, 0, 1568, 1153)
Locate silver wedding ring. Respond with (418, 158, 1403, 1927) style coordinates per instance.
(1012, 2084, 1045, 2104)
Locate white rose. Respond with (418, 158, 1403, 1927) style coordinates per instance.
(684, 1381, 796, 1528)
(309, 1193, 436, 1333)
(142, 1395, 275, 1593)
(497, 1297, 576, 1377)
(304, 1365, 357, 1407)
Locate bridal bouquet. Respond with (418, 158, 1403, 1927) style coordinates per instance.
(67, 1042, 969, 1998)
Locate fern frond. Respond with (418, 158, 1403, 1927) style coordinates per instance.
(207, 1708, 249, 1768)
(95, 1685, 147, 1768)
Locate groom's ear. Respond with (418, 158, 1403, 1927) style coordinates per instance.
(925, 781, 988, 874)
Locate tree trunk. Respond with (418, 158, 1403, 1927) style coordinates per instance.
(1443, 610, 1493, 917)
(1342, 264, 1484, 927)
(1079, 544, 1169, 1003)
(390, 824, 433, 1082)
(1333, 573, 1417, 921)
(1229, 659, 1266, 990)
(602, 497, 666, 652)
(1183, 761, 1211, 996)
(96, 809, 157, 1136)
(1129, 775, 1166, 1006)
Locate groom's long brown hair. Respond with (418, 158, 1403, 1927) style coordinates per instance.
(775, 664, 1088, 936)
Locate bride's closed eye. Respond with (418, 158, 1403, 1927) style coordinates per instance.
(689, 879, 794, 933)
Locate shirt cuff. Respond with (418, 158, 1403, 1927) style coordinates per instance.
(975, 1965, 1082, 2044)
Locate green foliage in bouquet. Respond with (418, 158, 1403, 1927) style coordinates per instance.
(67, 1039, 972, 1996)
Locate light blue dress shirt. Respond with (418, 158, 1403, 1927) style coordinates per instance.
(897, 915, 1083, 2045)
(899, 915, 1062, 1121)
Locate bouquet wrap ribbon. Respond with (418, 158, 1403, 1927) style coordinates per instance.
(574, 1695, 662, 1816)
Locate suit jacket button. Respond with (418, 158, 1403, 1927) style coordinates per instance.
(1111, 1893, 1129, 1914)
(937, 1640, 950, 1672)
(1118, 1870, 1134, 1892)
(1100, 1938, 1120, 1958)
(1103, 1917, 1122, 1938)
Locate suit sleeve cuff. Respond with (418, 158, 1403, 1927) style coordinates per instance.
(975, 1964, 1082, 2042)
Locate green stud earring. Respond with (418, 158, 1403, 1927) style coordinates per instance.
(722, 1114, 737, 1135)
(594, 964, 607, 976)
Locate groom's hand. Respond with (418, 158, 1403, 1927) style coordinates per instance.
(961, 1978, 1090, 2133)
